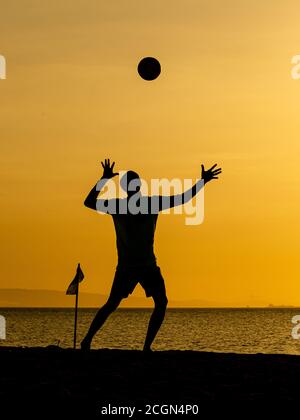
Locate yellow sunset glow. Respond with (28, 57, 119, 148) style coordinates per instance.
(1, 1, 300, 306)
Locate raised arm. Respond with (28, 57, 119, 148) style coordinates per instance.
(158, 163, 222, 211)
(84, 159, 118, 211)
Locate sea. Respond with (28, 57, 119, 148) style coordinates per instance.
(1, 308, 300, 355)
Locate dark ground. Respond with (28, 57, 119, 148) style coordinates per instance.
(0, 346, 299, 416)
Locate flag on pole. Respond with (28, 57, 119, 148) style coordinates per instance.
(66, 263, 85, 349)
(66, 263, 84, 295)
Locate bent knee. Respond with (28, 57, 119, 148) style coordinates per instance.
(103, 299, 120, 312)
(154, 295, 168, 310)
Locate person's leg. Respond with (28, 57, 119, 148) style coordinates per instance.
(143, 292, 168, 352)
(81, 295, 122, 350)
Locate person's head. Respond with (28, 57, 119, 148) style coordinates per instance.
(120, 171, 141, 196)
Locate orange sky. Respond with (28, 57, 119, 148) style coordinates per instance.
(1, 1, 300, 306)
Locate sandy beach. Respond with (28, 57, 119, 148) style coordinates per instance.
(0, 346, 298, 416)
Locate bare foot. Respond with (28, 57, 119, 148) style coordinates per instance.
(80, 338, 91, 351)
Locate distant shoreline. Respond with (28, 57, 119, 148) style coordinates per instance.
(0, 288, 296, 308)
(0, 306, 299, 309)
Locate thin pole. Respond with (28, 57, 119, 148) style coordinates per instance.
(73, 284, 79, 349)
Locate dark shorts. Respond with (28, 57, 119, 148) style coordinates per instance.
(109, 265, 166, 299)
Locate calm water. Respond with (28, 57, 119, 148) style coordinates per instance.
(1, 308, 300, 354)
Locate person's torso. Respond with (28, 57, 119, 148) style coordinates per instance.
(112, 211, 158, 268)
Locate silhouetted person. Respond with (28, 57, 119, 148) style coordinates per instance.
(81, 159, 221, 351)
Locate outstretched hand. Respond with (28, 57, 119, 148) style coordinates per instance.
(101, 158, 118, 179)
(201, 163, 222, 184)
